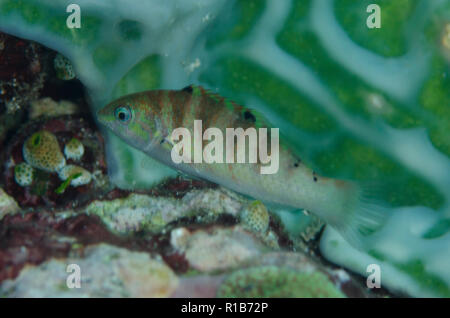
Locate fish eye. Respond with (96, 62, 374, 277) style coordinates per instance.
(114, 106, 132, 123)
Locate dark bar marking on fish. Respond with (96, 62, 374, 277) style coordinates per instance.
(244, 110, 256, 123)
(154, 90, 164, 114)
(200, 91, 223, 129)
(168, 91, 186, 129)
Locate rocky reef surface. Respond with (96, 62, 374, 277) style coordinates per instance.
(0, 0, 449, 297)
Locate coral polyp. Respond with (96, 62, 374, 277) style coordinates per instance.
(14, 162, 34, 187)
(53, 53, 75, 80)
(64, 138, 84, 161)
(23, 130, 65, 172)
(58, 165, 92, 187)
(217, 266, 345, 298)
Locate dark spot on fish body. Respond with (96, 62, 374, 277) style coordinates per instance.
(292, 158, 302, 168)
(244, 110, 256, 123)
(313, 171, 318, 182)
(181, 85, 193, 94)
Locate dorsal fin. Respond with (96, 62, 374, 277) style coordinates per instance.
(180, 84, 272, 128)
(183, 84, 226, 103)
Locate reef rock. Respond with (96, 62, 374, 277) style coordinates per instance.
(0, 243, 178, 297)
(0, 188, 19, 220)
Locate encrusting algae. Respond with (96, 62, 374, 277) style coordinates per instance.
(217, 266, 345, 298)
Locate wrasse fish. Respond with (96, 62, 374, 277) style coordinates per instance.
(98, 85, 388, 248)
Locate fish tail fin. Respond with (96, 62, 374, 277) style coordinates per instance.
(330, 181, 391, 250)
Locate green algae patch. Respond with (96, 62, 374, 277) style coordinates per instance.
(16, 2, 46, 24)
(334, 0, 419, 57)
(276, 28, 423, 129)
(85, 194, 174, 235)
(112, 55, 162, 99)
(117, 19, 143, 42)
(369, 250, 450, 298)
(423, 219, 450, 239)
(1, 0, 101, 45)
(202, 57, 337, 133)
(424, 2, 450, 47)
(397, 260, 450, 298)
(47, 14, 101, 46)
(206, 0, 266, 48)
(217, 266, 345, 298)
(420, 57, 450, 157)
(93, 44, 121, 70)
(1, 0, 44, 23)
(313, 135, 445, 209)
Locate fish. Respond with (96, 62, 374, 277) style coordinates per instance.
(97, 85, 388, 248)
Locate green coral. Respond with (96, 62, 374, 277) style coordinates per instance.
(85, 194, 172, 235)
(334, 0, 419, 57)
(419, 57, 450, 157)
(117, 20, 143, 42)
(217, 266, 345, 298)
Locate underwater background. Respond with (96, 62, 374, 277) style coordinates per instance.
(0, 0, 449, 297)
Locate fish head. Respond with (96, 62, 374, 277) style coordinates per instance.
(97, 93, 158, 150)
